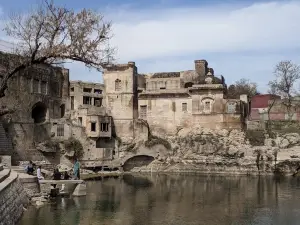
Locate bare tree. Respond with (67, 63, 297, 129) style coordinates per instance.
(227, 78, 259, 99)
(0, 0, 114, 115)
(268, 60, 300, 120)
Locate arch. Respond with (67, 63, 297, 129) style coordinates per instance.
(122, 155, 155, 172)
(31, 102, 48, 123)
(184, 82, 194, 88)
(115, 79, 121, 91)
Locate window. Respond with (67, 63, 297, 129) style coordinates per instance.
(83, 96, 92, 105)
(94, 98, 102, 107)
(227, 102, 236, 113)
(33, 79, 39, 93)
(70, 87, 74, 92)
(41, 81, 47, 94)
(91, 122, 96, 132)
(182, 103, 187, 112)
(78, 117, 82, 125)
(57, 124, 64, 137)
(71, 96, 74, 110)
(204, 101, 211, 111)
(115, 79, 121, 91)
(27, 78, 32, 92)
(140, 105, 147, 119)
(52, 82, 60, 97)
(94, 89, 102, 94)
(83, 88, 92, 93)
(100, 123, 109, 132)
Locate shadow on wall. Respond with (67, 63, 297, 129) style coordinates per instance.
(123, 155, 155, 172)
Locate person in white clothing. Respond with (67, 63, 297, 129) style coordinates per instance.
(37, 166, 44, 180)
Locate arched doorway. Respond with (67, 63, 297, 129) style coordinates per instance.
(123, 155, 155, 172)
(31, 102, 48, 123)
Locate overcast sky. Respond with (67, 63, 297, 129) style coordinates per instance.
(1, 0, 300, 92)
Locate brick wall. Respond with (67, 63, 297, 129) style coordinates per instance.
(0, 171, 29, 225)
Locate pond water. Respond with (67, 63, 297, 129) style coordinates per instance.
(19, 174, 300, 225)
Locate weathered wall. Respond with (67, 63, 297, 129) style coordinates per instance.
(0, 171, 29, 225)
(103, 63, 138, 140)
(138, 95, 244, 135)
(0, 60, 69, 164)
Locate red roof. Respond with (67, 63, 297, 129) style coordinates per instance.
(251, 94, 280, 108)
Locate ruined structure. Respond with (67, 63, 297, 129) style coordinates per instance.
(68, 81, 115, 167)
(103, 60, 248, 137)
(0, 51, 69, 164)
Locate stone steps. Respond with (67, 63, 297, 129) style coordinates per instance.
(0, 168, 11, 183)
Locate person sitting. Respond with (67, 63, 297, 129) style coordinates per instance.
(64, 171, 70, 180)
(25, 161, 34, 175)
(37, 165, 44, 180)
(51, 168, 61, 189)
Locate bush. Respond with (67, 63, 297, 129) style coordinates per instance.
(145, 135, 171, 150)
(126, 143, 137, 152)
(245, 130, 265, 146)
(64, 137, 84, 159)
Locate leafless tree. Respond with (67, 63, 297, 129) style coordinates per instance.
(227, 78, 259, 99)
(0, 0, 114, 115)
(268, 60, 300, 120)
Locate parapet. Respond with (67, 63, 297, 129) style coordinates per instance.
(103, 62, 136, 72)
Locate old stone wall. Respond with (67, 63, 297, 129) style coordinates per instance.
(0, 171, 29, 225)
(138, 96, 244, 135)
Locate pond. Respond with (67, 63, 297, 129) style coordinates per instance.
(18, 174, 300, 225)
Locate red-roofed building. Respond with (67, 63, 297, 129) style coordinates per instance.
(250, 94, 281, 120)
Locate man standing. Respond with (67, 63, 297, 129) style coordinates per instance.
(73, 158, 80, 180)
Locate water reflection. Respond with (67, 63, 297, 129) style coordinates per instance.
(19, 174, 300, 225)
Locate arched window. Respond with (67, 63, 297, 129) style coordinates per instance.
(115, 79, 121, 91)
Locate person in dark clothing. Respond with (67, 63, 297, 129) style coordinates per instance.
(63, 171, 70, 180)
(52, 168, 61, 189)
(26, 161, 34, 175)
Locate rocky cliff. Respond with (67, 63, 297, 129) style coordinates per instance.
(119, 126, 300, 175)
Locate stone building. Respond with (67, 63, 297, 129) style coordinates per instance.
(103, 60, 249, 137)
(67, 81, 115, 167)
(0, 51, 69, 164)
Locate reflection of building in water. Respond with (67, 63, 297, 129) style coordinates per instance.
(20, 175, 286, 225)
(76, 175, 281, 225)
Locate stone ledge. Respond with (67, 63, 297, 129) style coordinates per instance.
(0, 168, 11, 183)
(0, 170, 17, 192)
(18, 173, 38, 183)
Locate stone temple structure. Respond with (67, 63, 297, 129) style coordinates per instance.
(102, 59, 249, 138)
(0, 51, 69, 165)
(0, 56, 249, 169)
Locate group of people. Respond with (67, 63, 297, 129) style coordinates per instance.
(25, 159, 81, 180)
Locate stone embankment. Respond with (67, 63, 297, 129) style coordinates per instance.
(119, 126, 300, 175)
(0, 164, 29, 225)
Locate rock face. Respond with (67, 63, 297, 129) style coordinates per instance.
(121, 126, 300, 175)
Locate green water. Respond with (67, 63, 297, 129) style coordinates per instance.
(19, 174, 300, 225)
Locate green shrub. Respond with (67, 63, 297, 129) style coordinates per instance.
(145, 135, 171, 150)
(64, 137, 84, 159)
(126, 143, 136, 152)
(245, 130, 265, 146)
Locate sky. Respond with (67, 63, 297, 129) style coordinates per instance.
(0, 0, 300, 92)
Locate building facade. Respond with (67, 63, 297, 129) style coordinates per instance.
(0, 51, 69, 163)
(102, 60, 248, 137)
